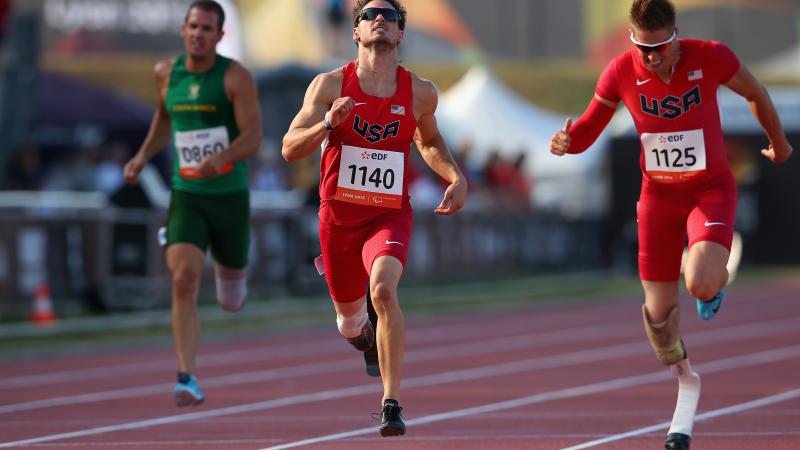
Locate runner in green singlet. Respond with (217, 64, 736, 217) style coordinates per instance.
(123, 0, 262, 407)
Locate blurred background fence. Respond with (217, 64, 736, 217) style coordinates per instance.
(0, 198, 605, 314)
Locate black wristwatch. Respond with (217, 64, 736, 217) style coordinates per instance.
(323, 112, 333, 131)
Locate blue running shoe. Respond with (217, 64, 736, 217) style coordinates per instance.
(697, 288, 725, 321)
(173, 372, 205, 407)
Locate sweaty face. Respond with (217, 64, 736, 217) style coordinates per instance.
(181, 8, 223, 58)
(354, 1, 403, 49)
(631, 26, 678, 72)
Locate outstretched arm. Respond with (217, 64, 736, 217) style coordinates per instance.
(195, 62, 263, 177)
(124, 61, 173, 185)
(724, 65, 792, 164)
(282, 71, 349, 163)
(550, 94, 616, 157)
(413, 78, 467, 215)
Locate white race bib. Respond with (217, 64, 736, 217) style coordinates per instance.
(335, 145, 404, 208)
(641, 129, 707, 183)
(175, 126, 232, 179)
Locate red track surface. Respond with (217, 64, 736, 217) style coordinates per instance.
(1, 281, 799, 449)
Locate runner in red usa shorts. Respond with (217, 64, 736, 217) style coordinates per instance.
(317, 60, 416, 302)
(281, 0, 467, 437)
(549, 1, 792, 449)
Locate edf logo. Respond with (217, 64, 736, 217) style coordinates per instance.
(353, 115, 400, 144)
(640, 85, 701, 120)
(658, 135, 684, 144)
(361, 151, 389, 160)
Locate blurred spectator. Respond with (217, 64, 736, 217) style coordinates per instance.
(509, 152, 533, 209)
(0, 0, 10, 46)
(5, 143, 45, 190)
(44, 145, 99, 191)
(95, 141, 130, 195)
(479, 149, 534, 212)
(483, 149, 514, 188)
(251, 143, 288, 192)
(324, 0, 347, 59)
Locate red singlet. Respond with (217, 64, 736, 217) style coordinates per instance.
(597, 40, 740, 281)
(318, 62, 417, 301)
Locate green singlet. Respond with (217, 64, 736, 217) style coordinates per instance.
(163, 54, 251, 267)
(165, 54, 248, 194)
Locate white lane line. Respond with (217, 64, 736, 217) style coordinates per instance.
(258, 345, 800, 450)
(1, 292, 788, 389)
(2, 343, 799, 449)
(0, 308, 609, 389)
(1, 316, 796, 415)
(0, 322, 637, 414)
(559, 388, 800, 449)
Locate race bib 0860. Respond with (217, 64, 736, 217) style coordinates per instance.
(175, 126, 233, 179)
(335, 145, 404, 208)
(641, 129, 707, 183)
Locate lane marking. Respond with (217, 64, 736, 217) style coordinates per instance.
(258, 345, 800, 450)
(2, 342, 798, 449)
(1, 317, 796, 415)
(0, 308, 610, 388)
(560, 388, 800, 449)
(0, 322, 638, 414)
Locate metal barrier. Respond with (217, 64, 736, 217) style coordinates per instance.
(0, 204, 606, 316)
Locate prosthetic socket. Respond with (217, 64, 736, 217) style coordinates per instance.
(642, 305, 687, 365)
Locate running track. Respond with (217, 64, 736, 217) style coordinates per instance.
(1, 281, 799, 449)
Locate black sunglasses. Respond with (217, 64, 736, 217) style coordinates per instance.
(630, 30, 677, 54)
(358, 7, 400, 23)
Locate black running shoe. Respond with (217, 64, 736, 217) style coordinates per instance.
(664, 432, 691, 450)
(378, 400, 405, 436)
(346, 322, 374, 352)
(364, 296, 380, 376)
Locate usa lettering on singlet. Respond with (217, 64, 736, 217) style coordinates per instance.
(595, 39, 740, 184)
(319, 61, 417, 221)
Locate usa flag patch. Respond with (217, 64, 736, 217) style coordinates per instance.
(688, 69, 703, 81)
(390, 104, 405, 115)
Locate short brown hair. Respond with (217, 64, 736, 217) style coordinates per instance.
(352, 0, 407, 30)
(186, 0, 225, 31)
(629, 0, 675, 31)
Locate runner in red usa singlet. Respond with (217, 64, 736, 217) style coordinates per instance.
(281, 0, 468, 436)
(320, 61, 416, 226)
(318, 61, 417, 301)
(548, 1, 792, 448)
(596, 38, 741, 282)
(598, 39, 738, 185)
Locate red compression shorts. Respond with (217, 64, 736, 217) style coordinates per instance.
(637, 173, 737, 282)
(318, 209, 413, 302)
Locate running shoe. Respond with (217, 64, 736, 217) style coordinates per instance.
(378, 399, 405, 436)
(696, 288, 725, 321)
(346, 321, 375, 352)
(664, 432, 691, 450)
(173, 373, 205, 407)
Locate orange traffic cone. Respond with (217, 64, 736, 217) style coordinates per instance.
(30, 282, 57, 327)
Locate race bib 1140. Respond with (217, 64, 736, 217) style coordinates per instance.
(641, 129, 707, 183)
(335, 145, 404, 208)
